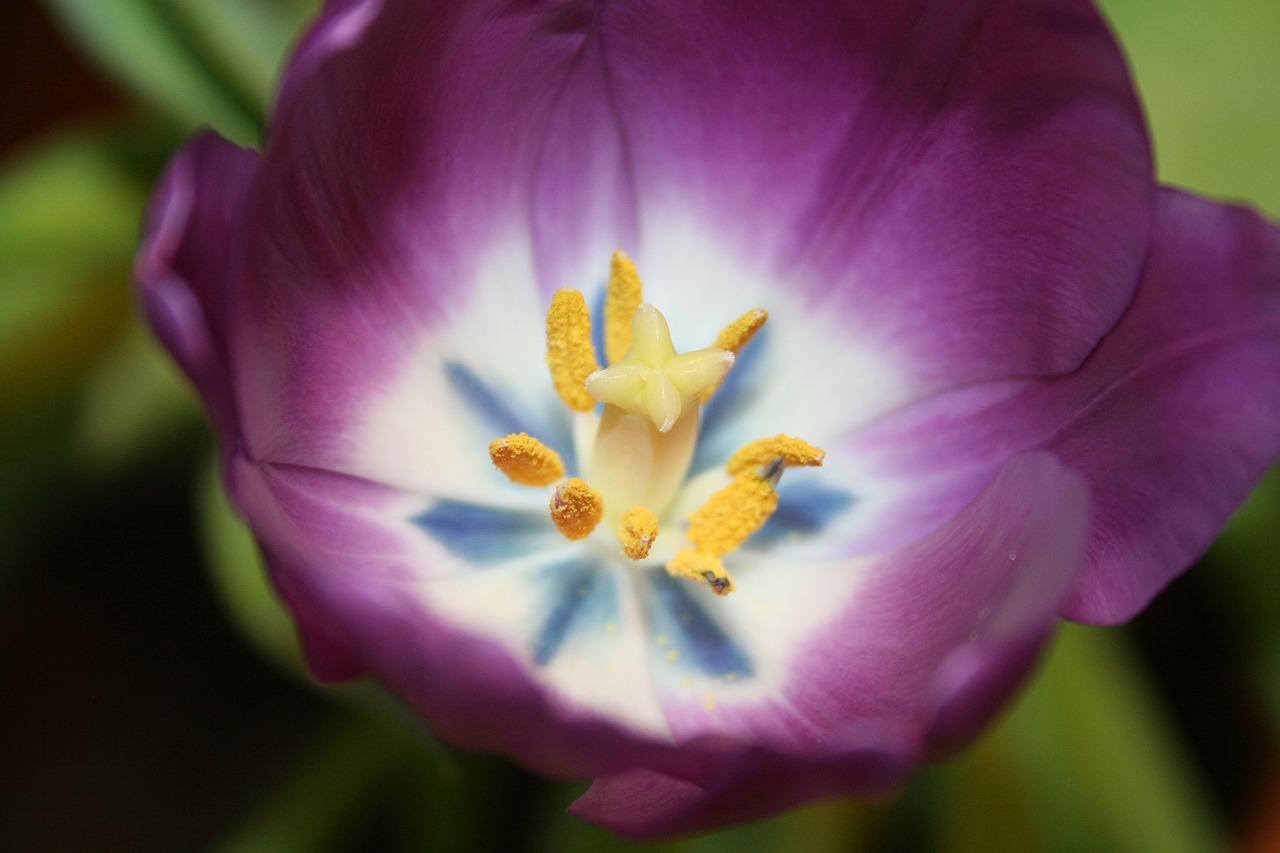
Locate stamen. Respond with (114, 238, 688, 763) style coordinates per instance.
(489, 433, 565, 486)
(605, 250, 644, 365)
(726, 435, 825, 476)
(619, 506, 660, 560)
(546, 289, 600, 412)
(666, 435, 826, 594)
(686, 473, 780, 557)
(667, 550, 736, 596)
(550, 478, 603, 541)
(713, 308, 769, 355)
(704, 308, 768, 401)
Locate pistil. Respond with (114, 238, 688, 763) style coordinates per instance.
(584, 303, 733, 520)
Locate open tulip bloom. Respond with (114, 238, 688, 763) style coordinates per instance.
(137, 0, 1280, 838)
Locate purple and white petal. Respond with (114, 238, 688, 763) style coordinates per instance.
(832, 189, 1280, 619)
(572, 452, 1090, 837)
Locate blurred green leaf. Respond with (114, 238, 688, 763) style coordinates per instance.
(1204, 469, 1280, 731)
(943, 625, 1224, 853)
(164, 0, 318, 119)
(41, 0, 320, 141)
(210, 712, 426, 853)
(198, 459, 307, 673)
(0, 132, 143, 416)
(1099, 0, 1280, 216)
(74, 319, 199, 471)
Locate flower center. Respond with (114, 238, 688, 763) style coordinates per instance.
(488, 251, 824, 595)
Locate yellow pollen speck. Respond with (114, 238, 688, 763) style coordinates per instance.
(488, 433, 565, 486)
(665, 649, 679, 662)
(726, 435, 825, 476)
(605, 250, 644, 364)
(619, 505, 659, 560)
(705, 692, 716, 711)
(703, 308, 768, 400)
(549, 478, 603, 540)
(546, 289, 600, 412)
(655, 634, 669, 646)
(605, 622, 617, 634)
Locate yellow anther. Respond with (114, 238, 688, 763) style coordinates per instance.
(488, 433, 565, 486)
(550, 478, 603, 541)
(667, 549, 736, 596)
(687, 473, 779, 558)
(704, 309, 768, 401)
(546, 289, 600, 412)
(605, 250, 644, 364)
(725, 435, 825, 476)
(619, 506, 660, 560)
(713, 308, 768, 354)
(666, 434, 826, 595)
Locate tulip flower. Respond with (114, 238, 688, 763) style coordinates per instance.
(137, 0, 1280, 837)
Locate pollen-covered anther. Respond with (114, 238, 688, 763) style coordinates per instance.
(667, 549, 736, 596)
(488, 432, 564, 486)
(619, 506, 659, 560)
(703, 308, 768, 401)
(546, 288, 600, 412)
(667, 435, 827, 594)
(550, 478, 604, 541)
(687, 473, 780, 558)
(605, 250, 644, 364)
(726, 435, 825, 476)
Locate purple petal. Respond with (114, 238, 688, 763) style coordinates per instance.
(843, 189, 1280, 623)
(587, 0, 1154, 388)
(135, 132, 261, 445)
(1053, 191, 1280, 621)
(224, 0, 1153, 479)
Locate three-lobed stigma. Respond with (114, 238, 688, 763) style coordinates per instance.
(487, 250, 824, 595)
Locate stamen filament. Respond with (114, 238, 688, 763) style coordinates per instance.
(489, 433, 565, 486)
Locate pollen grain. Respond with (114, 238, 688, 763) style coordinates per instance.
(550, 478, 604, 541)
(605, 250, 644, 364)
(546, 288, 600, 412)
(488, 433, 564, 486)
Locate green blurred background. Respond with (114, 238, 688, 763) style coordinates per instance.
(0, 1, 1277, 850)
